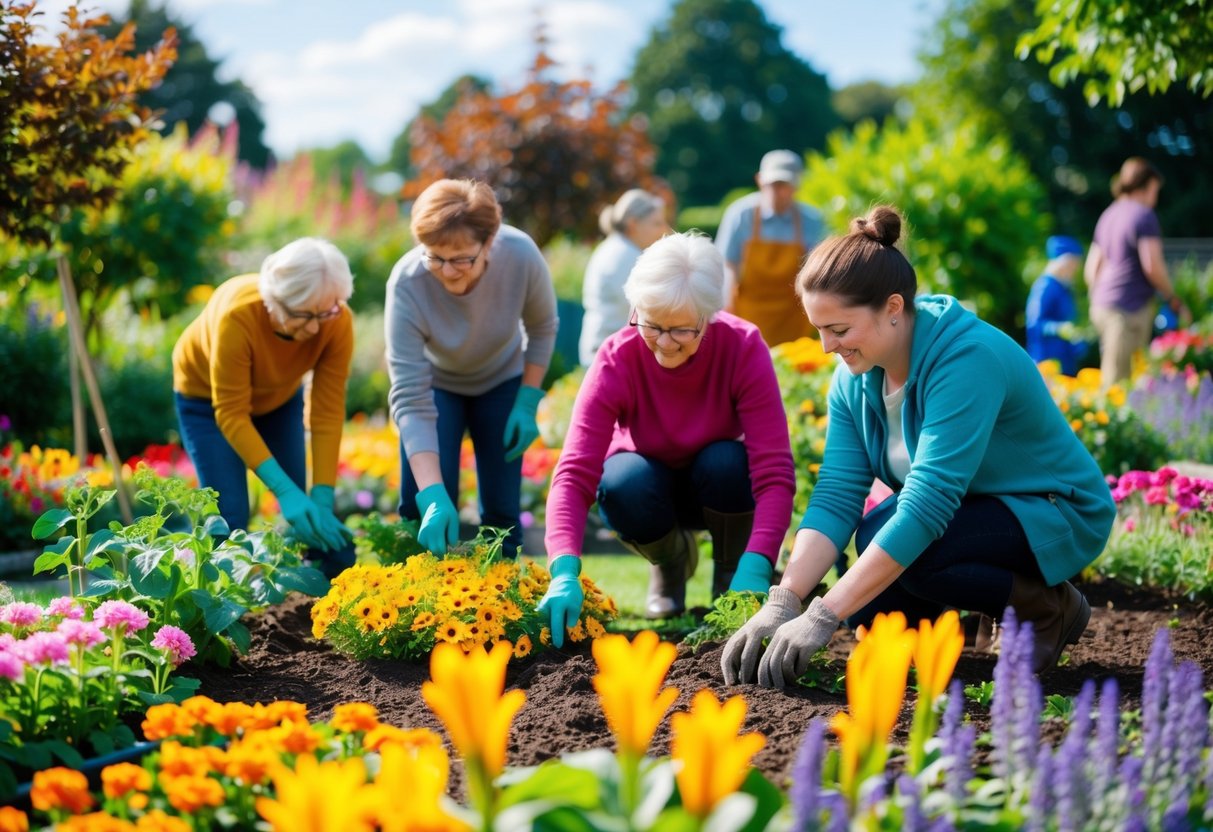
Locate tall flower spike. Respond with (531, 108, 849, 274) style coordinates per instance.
(670, 690, 766, 820)
(591, 630, 679, 758)
(789, 719, 826, 831)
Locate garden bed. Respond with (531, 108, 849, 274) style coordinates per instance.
(192, 577, 1213, 794)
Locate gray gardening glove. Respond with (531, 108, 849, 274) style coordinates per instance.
(757, 597, 841, 689)
(720, 586, 802, 685)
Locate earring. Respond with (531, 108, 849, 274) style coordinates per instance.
(891, 317, 898, 326)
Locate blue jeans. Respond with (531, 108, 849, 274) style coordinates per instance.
(175, 390, 355, 575)
(398, 376, 524, 556)
(846, 494, 1040, 629)
(596, 440, 753, 543)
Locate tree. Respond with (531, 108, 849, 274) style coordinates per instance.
(305, 140, 374, 193)
(1017, 0, 1213, 106)
(100, 0, 271, 169)
(913, 0, 1213, 238)
(388, 74, 490, 180)
(833, 81, 907, 132)
(627, 0, 837, 207)
(406, 25, 656, 246)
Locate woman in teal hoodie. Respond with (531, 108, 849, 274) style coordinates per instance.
(722, 205, 1116, 687)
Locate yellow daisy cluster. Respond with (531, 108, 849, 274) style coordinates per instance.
(1036, 362, 1156, 473)
(312, 552, 617, 662)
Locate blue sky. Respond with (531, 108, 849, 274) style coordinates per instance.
(43, 0, 944, 163)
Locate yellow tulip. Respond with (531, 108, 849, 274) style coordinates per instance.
(421, 641, 525, 779)
(671, 690, 766, 820)
(591, 631, 679, 758)
(373, 742, 470, 832)
(907, 610, 964, 774)
(255, 755, 374, 832)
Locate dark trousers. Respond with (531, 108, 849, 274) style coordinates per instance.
(174, 389, 355, 568)
(596, 440, 754, 543)
(398, 375, 524, 555)
(846, 494, 1041, 630)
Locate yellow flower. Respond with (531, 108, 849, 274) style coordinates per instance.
(436, 619, 472, 644)
(912, 610, 963, 701)
(412, 611, 437, 631)
(585, 617, 607, 639)
(371, 741, 470, 832)
(421, 641, 526, 779)
(513, 635, 533, 658)
(256, 755, 375, 832)
(332, 702, 380, 734)
(670, 690, 766, 819)
(591, 631, 679, 758)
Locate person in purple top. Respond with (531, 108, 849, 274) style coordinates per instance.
(537, 232, 796, 644)
(1085, 157, 1190, 385)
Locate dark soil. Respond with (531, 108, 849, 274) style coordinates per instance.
(192, 578, 1213, 795)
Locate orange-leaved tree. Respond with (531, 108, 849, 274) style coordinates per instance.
(405, 23, 656, 246)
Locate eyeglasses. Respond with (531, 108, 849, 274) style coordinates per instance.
(280, 302, 342, 323)
(629, 310, 705, 344)
(422, 246, 483, 271)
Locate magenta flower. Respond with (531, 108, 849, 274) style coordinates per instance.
(57, 619, 105, 649)
(355, 489, 374, 510)
(92, 600, 150, 635)
(0, 650, 23, 681)
(0, 634, 15, 651)
(46, 597, 85, 620)
(150, 625, 197, 668)
(15, 631, 70, 666)
(1123, 518, 1137, 533)
(0, 602, 44, 628)
(1144, 486, 1169, 506)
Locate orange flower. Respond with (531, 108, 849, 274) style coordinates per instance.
(211, 701, 256, 737)
(141, 703, 196, 741)
(31, 767, 94, 814)
(52, 813, 134, 831)
(0, 807, 28, 832)
(157, 741, 215, 779)
(161, 774, 225, 814)
(134, 810, 190, 832)
(591, 631, 679, 758)
(256, 755, 375, 832)
(670, 690, 766, 819)
(332, 702, 380, 734)
(180, 695, 222, 727)
(101, 762, 152, 799)
(371, 742, 469, 832)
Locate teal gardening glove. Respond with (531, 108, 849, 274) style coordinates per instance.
(309, 485, 355, 546)
(415, 482, 459, 556)
(537, 555, 584, 648)
(255, 459, 344, 551)
(503, 385, 544, 463)
(727, 551, 774, 594)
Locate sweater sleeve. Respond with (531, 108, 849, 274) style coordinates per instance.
(385, 272, 440, 457)
(872, 344, 1004, 565)
(544, 356, 623, 556)
(733, 333, 795, 559)
(520, 247, 559, 370)
(308, 310, 354, 487)
(209, 313, 275, 472)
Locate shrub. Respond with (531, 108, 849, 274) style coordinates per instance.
(0, 304, 69, 449)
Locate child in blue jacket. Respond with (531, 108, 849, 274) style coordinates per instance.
(1026, 235, 1087, 375)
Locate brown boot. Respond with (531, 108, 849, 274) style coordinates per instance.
(1007, 574, 1091, 673)
(701, 508, 754, 599)
(621, 527, 700, 619)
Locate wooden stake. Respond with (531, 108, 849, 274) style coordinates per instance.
(56, 253, 133, 525)
(66, 325, 87, 462)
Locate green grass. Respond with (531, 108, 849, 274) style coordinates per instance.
(0, 579, 67, 606)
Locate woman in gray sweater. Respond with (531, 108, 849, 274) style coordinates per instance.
(385, 179, 558, 556)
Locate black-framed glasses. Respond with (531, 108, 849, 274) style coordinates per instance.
(281, 302, 342, 323)
(629, 310, 705, 344)
(422, 246, 483, 271)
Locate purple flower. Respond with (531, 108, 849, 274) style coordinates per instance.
(150, 625, 197, 667)
(0, 601, 44, 628)
(355, 489, 374, 510)
(45, 597, 84, 620)
(520, 510, 534, 528)
(92, 600, 150, 635)
(56, 619, 105, 648)
(790, 719, 825, 830)
(1142, 628, 1173, 782)
(1093, 678, 1120, 795)
(896, 775, 927, 832)
(15, 631, 70, 666)
(0, 650, 24, 681)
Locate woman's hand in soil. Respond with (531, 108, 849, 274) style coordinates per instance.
(756, 597, 840, 689)
(537, 555, 584, 648)
(721, 585, 801, 685)
(415, 483, 459, 556)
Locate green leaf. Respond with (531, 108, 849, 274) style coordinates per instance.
(32, 508, 74, 539)
(732, 769, 783, 832)
(499, 760, 601, 810)
(80, 579, 126, 598)
(648, 807, 701, 832)
(33, 541, 72, 575)
(0, 761, 17, 803)
(529, 807, 615, 832)
(203, 514, 230, 538)
(44, 739, 85, 769)
(166, 676, 202, 701)
(88, 729, 116, 756)
(190, 589, 247, 633)
(226, 620, 252, 655)
(275, 565, 329, 597)
(131, 567, 173, 599)
(84, 528, 120, 564)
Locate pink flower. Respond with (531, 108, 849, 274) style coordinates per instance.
(173, 546, 196, 570)
(57, 619, 105, 648)
(1181, 524, 1195, 537)
(1123, 518, 1137, 533)
(1144, 486, 1169, 506)
(46, 597, 85, 620)
(0, 602, 43, 628)
(150, 625, 197, 668)
(0, 650, 24, 681)
(1152, 466, 1179, 486)
(15, 631, 70, 666)
(92, 600, 150, 635)
(0, 634, 15, 651)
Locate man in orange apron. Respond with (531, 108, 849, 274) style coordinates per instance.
(716, 150, 825, 346)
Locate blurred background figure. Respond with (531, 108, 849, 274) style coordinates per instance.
(716, 149, 824, 347)
(579, 189, 670, 366)
(1085, 157, 1191, 385)
(1025, 234, 1087, 376)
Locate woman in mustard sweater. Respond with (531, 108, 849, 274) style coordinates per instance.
(172, 237, 356, 577)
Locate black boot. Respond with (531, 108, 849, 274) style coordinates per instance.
(621, 527, 699, 619)
(701, 507, 754, 598)
(1008, 575, 1090, 672)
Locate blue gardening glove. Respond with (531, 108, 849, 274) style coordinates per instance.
(537, 555, 584, 648)
(503, 385, 544, 463)
(415, 483, 459, 556)
(310, 485, 355, 546)
(728, 551, 774, 594)
(757, 596, 841, 689)
(255, 459, 339, 551)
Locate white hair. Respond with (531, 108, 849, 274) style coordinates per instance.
(598, 189, 665, 236)
(258, 237, 353, 309)
(624, 231, 724, 320)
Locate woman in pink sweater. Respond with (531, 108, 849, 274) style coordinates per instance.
(538, 232, 796, 645)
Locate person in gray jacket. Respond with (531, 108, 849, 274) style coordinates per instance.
(385, 179, 558, 557)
